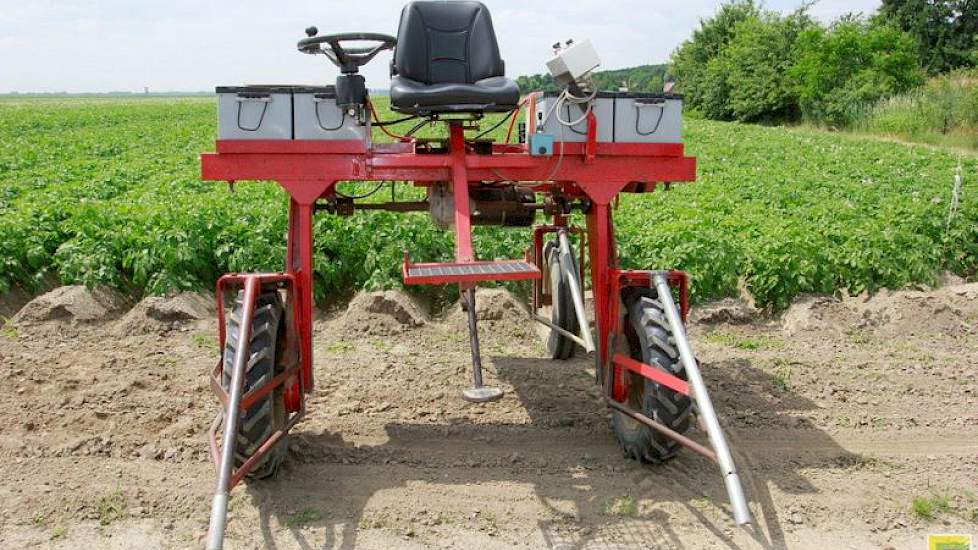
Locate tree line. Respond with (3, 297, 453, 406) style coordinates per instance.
(516, 64, 668, 95)
(670, 0, 977, 127)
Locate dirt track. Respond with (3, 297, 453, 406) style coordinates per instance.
(0, 284, 976, 549)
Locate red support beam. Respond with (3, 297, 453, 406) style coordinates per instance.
(612, 353, 690, 396)
(201, 135, 698, 409)
(448, 122, 474, 263)
(587, 200, 624, 400)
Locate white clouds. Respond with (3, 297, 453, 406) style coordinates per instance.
(0, 0, 881, 93)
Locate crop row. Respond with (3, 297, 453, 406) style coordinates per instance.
(0, 97, 975, 309)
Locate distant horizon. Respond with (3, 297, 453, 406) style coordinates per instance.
(0, 0, 879, 94)
(0, 62, 676, 96)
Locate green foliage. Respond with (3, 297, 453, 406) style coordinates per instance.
(878, 0, 978, 74)
(856, 68, 978, 149)
(96, 489, 126, 526)
(719, 11, 815, 122)
(619, 119, 978, 310)
(912, 492, 952, 520)
(671, 0, 761, 119)
(0, 97, 976, 311)
(602, 495, 638, 517)
(790, 16, 925, 127)
(671, 3, 924, 127)
(285, 508, 324, 527)
(515, 64, 667, 94)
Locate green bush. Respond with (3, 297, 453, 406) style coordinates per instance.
(877, 0, 978, 75)
(720, 11, 814, 122)
(671, 3, 925, 127)
(790, 17, 925, 127)
(857, 69, 978, 148)
(671, 0, 760, 120)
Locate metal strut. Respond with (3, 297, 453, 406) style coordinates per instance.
(557, 229, 595, 353)
(461, 287, 504, 402)
(651, 272, 752, 525)
(530, 228, 595, 353)
(205, 278, 259, 550)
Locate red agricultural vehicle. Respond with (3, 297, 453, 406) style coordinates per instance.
(200, 2, 750, 547)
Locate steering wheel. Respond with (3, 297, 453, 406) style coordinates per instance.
(297, 27, 397, 73)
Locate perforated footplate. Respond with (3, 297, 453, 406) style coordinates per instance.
(403, 260, 541, 285)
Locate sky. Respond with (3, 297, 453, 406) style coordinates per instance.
(0, 0, 881, 94)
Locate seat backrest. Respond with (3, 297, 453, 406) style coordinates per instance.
(392, 1, 505, 85)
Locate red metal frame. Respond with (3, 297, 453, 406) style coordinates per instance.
(207, 272, 306, 486)
(200, 116, 697, 460)
(604, 268, 691, 402)
(612, 353, 690, 396)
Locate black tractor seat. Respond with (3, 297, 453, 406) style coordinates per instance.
(389, 1, 520, 115)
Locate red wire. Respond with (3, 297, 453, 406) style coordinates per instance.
(504, 97, 528, 143)
(367, 99, 408, 141)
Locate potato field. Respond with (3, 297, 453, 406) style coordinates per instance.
(1, 97, 975, 308)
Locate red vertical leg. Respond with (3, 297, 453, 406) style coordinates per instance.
(586, 200, 624, 400)
(449, 122, 474, 264)
(286, 198, 299, 273)
(295, 201, 315, 391)
(280, 179, 335, 394)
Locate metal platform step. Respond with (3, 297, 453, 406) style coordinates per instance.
(402, 256, 541, 285)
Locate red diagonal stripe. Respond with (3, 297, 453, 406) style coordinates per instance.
(613, 353, 690, 396)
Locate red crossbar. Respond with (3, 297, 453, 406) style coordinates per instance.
(612, 353, 690, 396)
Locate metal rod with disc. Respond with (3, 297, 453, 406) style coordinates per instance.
(460, 287, 504, 403)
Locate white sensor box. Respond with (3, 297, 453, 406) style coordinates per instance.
(546, 39, 601, 86)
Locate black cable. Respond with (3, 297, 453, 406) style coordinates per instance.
(473, 108, 517, 140)
(636, 103, 666, 136)
(335, 181, 386, 199)
(236, 98, 270, 131)
(404, 119, 429, 137)
(372, 114, 419, 127)
(315, 102, 345, 131)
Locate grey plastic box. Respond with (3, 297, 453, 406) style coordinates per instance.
(216, 86, 293, 140)
(292, 86, 370, 141)
(533, 93, 615, 143)
(614, 94, 682, 143)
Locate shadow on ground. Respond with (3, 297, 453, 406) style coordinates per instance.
(246, 352, 855, 550)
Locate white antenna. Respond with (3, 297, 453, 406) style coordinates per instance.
(946, 158, 962, 233)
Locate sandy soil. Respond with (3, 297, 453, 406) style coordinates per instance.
(0, 283, 976, 549)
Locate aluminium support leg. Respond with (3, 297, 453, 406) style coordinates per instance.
(652, 272, 752, 525)
(205, 277, 260, 550)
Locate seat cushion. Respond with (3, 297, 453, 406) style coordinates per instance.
(390, 75, 520, 114)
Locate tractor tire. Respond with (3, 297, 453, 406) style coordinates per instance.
(611, 288, 693, 463)
(543, 239, 580, 360)
(221, 290, 288, 479)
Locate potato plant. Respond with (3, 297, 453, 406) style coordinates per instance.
(0, 96, 975, 309)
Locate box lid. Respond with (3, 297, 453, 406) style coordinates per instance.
(540, 90, 682, 100)
(291, 85, 337, 96)
(215, 85, 295, 94)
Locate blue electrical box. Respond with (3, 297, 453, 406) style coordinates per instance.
(529, 132, 554, 156)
